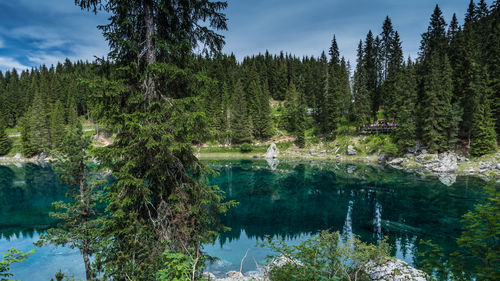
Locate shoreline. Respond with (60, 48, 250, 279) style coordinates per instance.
(3, 149, 499, 182)
(196, 149, 500, 182)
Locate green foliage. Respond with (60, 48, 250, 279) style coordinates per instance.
(260, 231, 391, 281)
(156, 250, 196, 281)
(0, 121, 12, 156)
(0, 248, 33, 281)
(49, 100, 66, 150)
(36, 123, 99, 280)
(240, 143, 253, 153)
(456, 182, 500, 280)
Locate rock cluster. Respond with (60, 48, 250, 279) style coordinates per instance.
(205, 256, 429, 281)
(364, 259, 429, 281)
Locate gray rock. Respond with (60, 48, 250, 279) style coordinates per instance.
(13, 153, 21, 159)
(430, 153, 458, 173)
(35, 152, 49, 163)
(479, 161, 492, 170)
(365, 259, 429, 281)
(202, 272, 217, 280)
(265, 143, 279, 159)
(420, 148, 428, 154)
(309, 149, 316, 156)
(389, 158, 404, 165)
(457, 156, 469, 162)
(497, 163, 500, 170)
(347, 145, 357, 155)
(378, 154, 387, 163)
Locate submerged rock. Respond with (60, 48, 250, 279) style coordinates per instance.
(364, 259, 429, 281)
(265, 143, 279, 159)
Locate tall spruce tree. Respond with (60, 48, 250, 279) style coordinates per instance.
(76, 1, 234, 280)
(49, 100, 66, 150)
(419, 5, 454, 153)
(0, 119, 12, 156)
(37, 123, 99, 281)
(353, 41, 371, 126)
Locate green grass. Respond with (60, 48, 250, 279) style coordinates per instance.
(197, 144, 268, 154)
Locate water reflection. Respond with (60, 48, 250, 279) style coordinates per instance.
(205, 159, 486, 275)
(0, 161, 488, 279)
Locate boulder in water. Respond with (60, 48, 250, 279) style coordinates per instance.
(265, 143, 279, 159)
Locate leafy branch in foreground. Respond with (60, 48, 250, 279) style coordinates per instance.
(259, 230, 391, 281)
(0, 248, 33, 281)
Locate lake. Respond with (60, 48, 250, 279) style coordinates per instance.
(0, 160, 488, 280)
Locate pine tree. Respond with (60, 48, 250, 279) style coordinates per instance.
(75, 1, 234, 279)
(421, 53, 454, 153)
(363, 31, 378, 120)
(230, 81, 252, 144)
(283, 82, 299, 133)
(470, 79, 497, 156)
(22, 92, 50, 156)
(36, 123, 98, 281)
(0, 119, 12, 156)
(49, 100, 66, 150)
(393, 59, 418, 151)
(353, 41, 371, 126)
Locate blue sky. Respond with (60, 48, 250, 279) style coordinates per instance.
(0, 0, 482, 73)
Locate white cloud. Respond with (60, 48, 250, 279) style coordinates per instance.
(0, 57, 30, 71)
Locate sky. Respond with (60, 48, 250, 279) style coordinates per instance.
(0, 0, 483, 73)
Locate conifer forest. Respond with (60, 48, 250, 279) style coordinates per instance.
(0, 1, 498, 281)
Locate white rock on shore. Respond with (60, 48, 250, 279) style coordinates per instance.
(206, 256, 429, 281)
(265, 143, 279, 159)
(365, 259, 429, 281)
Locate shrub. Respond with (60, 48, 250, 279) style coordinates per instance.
(240, 143, 253, 153)
(260, 230, 391, 281)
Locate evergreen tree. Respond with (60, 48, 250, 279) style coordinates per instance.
(352, 41, 371, 126)
(421, 53, 454, 153)
(49, 100, 66, 150)
(363, 31, 378, 120)
(470, 87, 497, 156)
(393, 60, 418, 151)
(230, 81, 252, 144)
(37, 123, 98, 281)
(76, 1, 234, 279)
(0, 119, 12, 156)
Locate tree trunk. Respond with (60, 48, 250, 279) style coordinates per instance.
(143, 0, 156, 105)
(79, 169, 92, 281)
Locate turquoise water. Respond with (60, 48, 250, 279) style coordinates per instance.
(0, 160, 488, 280)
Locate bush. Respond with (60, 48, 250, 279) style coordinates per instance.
(260, 230, 391, 281)
(240, 143, 253, 153)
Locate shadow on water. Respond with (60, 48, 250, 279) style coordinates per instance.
(203, 159, 487, 275)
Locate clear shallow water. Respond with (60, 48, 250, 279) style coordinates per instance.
(0, 161, 488, 280)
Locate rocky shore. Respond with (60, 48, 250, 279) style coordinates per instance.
(203, 255, 430, 281)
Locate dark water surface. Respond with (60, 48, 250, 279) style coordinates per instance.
(0, 160, 488, 280)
